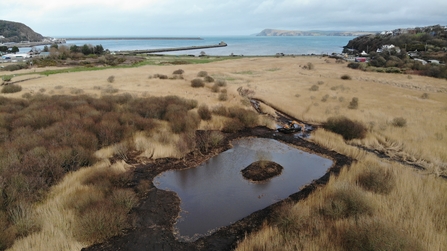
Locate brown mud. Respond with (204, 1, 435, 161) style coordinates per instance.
(83, 127, 353, 251)
(241, 160, 284, 182)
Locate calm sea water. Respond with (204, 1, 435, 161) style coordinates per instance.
(20, 36, 354, 56)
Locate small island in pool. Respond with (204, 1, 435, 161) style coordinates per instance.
(241, 160, 284, 182)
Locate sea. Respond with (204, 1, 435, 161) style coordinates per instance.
(19, 36, 355, 56)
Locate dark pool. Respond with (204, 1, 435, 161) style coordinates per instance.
(153, 138, 332, 241)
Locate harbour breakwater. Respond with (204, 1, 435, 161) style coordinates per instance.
(115, 42, 227, 54)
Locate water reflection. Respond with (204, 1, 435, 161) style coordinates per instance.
(154, 138, 332, 241)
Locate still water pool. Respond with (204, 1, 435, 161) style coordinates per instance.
(153, 137, 332, 241)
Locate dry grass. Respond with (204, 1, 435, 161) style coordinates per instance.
(237, 156, 447, 251)
(2, 56, 446, 250)
(7, 160, 131, 251)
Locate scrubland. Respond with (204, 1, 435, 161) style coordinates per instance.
(1, 55, 446, 250)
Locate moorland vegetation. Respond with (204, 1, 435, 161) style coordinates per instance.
(0, 52, 446, 251)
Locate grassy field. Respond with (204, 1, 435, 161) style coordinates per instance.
(1, 55, 446, 250)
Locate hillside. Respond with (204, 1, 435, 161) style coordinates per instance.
(343, 24, 447, 54)
(0, 20, 44, 43)
(257, 29, 376, 36)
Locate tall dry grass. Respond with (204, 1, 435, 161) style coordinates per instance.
(236, 155, 447, 251)
(7, 161, 132, 251)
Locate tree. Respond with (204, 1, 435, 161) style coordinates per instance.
(94, 45, 104, 55)
(70, 45, 80, 53)
(11, 46, 19, 53)
(82, 44, 92, 55)
(43, 45, 49, 52)
(0, 46, 7, 53)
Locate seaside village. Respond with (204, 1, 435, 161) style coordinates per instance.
(0, 37, 66, 63)
(1, 25, 447, 66)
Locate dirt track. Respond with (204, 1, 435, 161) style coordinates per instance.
(83, 127, 353, 251)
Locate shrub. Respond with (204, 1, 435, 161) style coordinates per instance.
(107, 75, 115, 83)
(357, 166, 396, 195)
(1, 84, 22, 93)
(420, 93, 429, 99)
(321, 94, 329, 102)
(216, 79, 227, 87)
(306, 62, 314, 70)
(211, 83, 220, 93)
(70, 88, 84, 95)
(1, 64, 27, 72)
(309, 85, 319, 91)
(2, 75, 13, 82)
(323, 116, 367, 140)
(222, 118, 245, 133)
(101, 85, 119, 94)
(73, 201, 129, 244)
(319, 182, 373, 219)
(173, 69, 184, 74)
(348, 97, 359, 109)
(212, 105, 228, 116)
(204, 75, 214, 83)
(341, 74, 352, 80)
(191, 78, 205, 88)
(347, 62, 360, 69)
(218, 92, 228, 101)
(197, 71, 208, 77)
(391, 117, 407, 127)
(317, 81, 324, 85)
(197, 104, 212, 121)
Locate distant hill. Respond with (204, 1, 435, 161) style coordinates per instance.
(257, 29, 376, 37)
(0, 20, 44, 43)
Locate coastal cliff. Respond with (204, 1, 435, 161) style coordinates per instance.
(0, 20, 44, 43)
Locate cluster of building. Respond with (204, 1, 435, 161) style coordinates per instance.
(380, 25, 447, 36)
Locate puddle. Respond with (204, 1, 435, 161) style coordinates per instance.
(153, 137, 332, 241)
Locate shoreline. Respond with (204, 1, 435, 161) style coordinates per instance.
(65, 37, 203, 41)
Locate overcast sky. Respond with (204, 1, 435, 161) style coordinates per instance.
(1, 0, 446, 36)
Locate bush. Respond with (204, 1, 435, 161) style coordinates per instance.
(2, 75, 13, 82)
(341, 74, 352, 80)
(348, 97, 359, 109)
(1, 64, 27, 72)
(204, 75, 214, 83)
(218, 92, 228, 101)
(1, 84, 22, 93)
(323, 116, 367, 140)
(222, 118, 245, 133)
(306, 62, 314, 70)
(357, 166, 396, 195)
(421, 93, 429, 99)
(191, 78, 205, 88)
(107, 75, 115, 83)
(347, 62, 360, 69)
(309, 85, 319, 91)
(319, 183, 373, 219)
(212, 105, 228, 116)
(173, 69, 184, 74)
(197, 104, 212, 121)
(215, 79, 227, 87)
(391, 117, 407, 127)
(211, 83, 220, 93)
(197, 71, 208, 77)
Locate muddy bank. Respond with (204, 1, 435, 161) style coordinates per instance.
(83, 127, 353, 251)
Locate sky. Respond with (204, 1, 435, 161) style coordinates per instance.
(1, 0, 446, 37)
